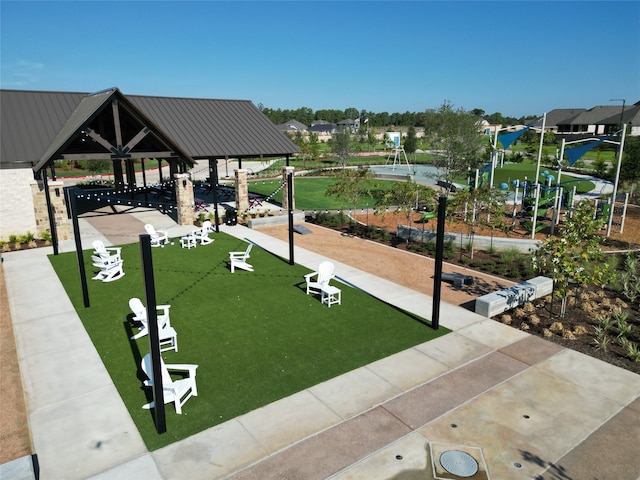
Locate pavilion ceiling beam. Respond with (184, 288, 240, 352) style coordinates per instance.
(112, 99, 123, 147)
(123, 127, 151, 152)
(86, 128, 116, 153)
(61, 153, 118, 160)
(123, 151, 176, 158)
(61, 151, 176, 160)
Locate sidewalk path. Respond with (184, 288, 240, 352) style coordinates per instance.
(2, 211, 639, 480)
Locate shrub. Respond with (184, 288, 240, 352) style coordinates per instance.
(522, 261, 537, 278)
(495, 263, 508, 275)
(315, 211, 349, 227)
(16, 234, 31, 245)
(508, 266, 521, 278)
(483, 260, 496, 273)
(500, 247, 523, 265)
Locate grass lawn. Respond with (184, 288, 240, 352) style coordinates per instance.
(49, 232, 448, 450)
(248, 177, 400, 211)
(451, 161, 596, 193)
(489, 162, 595, 193)
(254, 166, 598, 211)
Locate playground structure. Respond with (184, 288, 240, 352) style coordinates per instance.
(384, 131, 412, 171)
(484, 121, 629, 239)
(503, 173, 629, 239)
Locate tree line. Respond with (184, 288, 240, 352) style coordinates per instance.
(258, 103, 535, 128)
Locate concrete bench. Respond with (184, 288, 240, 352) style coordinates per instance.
(475, 276, 553, 318)
(441, 272, 474, 288)
(248, 212, 305, 229)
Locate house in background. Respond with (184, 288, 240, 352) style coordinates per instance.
(337, 118, 359, 131)
(532, 103, 640, 140)
(562, 103, 640, 136)
(275, 119, 308, 134)
(307, 120, 337, 142)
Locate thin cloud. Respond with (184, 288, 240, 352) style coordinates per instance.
(1, 60, 45, 87)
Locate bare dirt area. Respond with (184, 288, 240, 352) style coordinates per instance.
(352, 202, 640, 250)
(295, 204, 640, 376)
(257, 223, 515, 308)
(0, 265, 33, 464)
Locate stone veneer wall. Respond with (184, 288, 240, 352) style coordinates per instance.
(31, 179, 71, 241)
(235, 169, 249, 214)
(175, 173, 196, 226)
(0, 168, 38, 239)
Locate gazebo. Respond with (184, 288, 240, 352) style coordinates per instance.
(0, 87, 300, 249)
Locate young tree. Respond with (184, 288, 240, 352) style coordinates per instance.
(448, 186, 507, 257)
(307, 132, 320, 161)
(592, 157, 608, 178)
(620, 136, 640, 183)
(532, 200, 614, 317)
(367, 128, 377, 149)
(376, 179, 436, 242)
(424, 101, 483, 195)
(332, 126, 352, 167)
(324, 167, 374, 218)
(404, 126, 418, 161)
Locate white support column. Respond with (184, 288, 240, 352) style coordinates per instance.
(607, 123, 627, 236)
(534, 112, 546, 184)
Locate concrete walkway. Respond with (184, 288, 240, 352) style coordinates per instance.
(2, 210, 640, 479)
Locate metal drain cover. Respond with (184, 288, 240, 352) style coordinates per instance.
(440, 450, 479, 477)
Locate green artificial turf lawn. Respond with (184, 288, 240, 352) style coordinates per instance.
(49, 232, 449, 450)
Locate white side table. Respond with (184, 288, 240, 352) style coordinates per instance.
(321, 285, 341, 307)
(180, 235, 197, 249)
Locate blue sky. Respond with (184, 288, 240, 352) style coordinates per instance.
(1, 1, 639, 118)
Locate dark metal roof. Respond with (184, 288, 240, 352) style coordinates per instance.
(568, 105, 624, 125)
(597, 102, 640, 127)
(535, 109, 586, 128)
(1, 89, 85, 167)
(308, 123, 337, 133)
(128, 94, 299, 159)
(1, 88, 300, 170)
(32, 88, 195, 172)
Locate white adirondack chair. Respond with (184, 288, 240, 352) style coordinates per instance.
(129, 298, 177, 352)
(92, 259, 125, 282)
(192, 220, 214, 245)
(141, 353, 198, 414)
(91, 240, 121, 268)
(144, 224, 169, 247)
(229, 243, 253, 273)
(304, 261, 335, 295)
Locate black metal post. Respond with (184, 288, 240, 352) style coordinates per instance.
(67, 187, 90, 308)
(211, 159, 220, 232)
(431, 196, 447, 330)
(287, 171, 294, 265)
(140, 234, 166, 434)
(42, 170, 59, 255)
